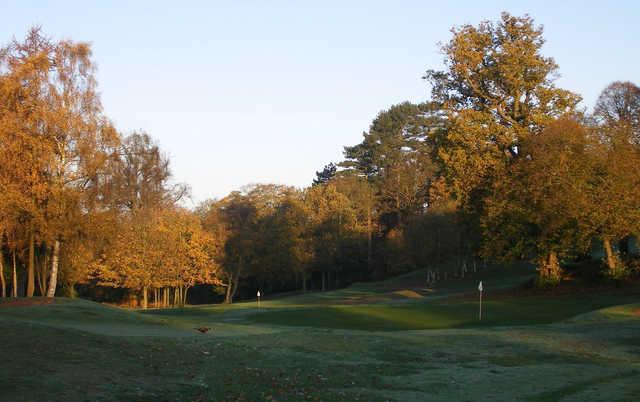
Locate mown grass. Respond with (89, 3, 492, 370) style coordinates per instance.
(1, 264, 639, 401)
(246, 291, 640, 331)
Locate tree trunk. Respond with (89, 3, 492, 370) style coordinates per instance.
(321, 271, 326, 291)
(230, 277, 239, 302)
(0, 249, 5, 298)
(603, 238, 617, 271)
(367, 203, 373, 272)
(395, 174, 401, 227)
(436, 227, 441, 265)
(46, 240, 60, 297)
(537, 251, 562, 287)
(225, 263, 242, 304)
(12, 250, 18, 298)
(183, 286, 189, 306)
(224, 282, 232, 304)
(26, 230, 35, 297)
(142, 286, 148, 309)
(36, 252, 47, 296)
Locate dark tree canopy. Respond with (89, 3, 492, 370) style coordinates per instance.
(312, 162, 337, 186)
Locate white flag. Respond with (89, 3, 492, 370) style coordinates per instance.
(478, 281, 483, 292)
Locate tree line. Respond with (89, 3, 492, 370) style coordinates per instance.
(1, 14, 639, 306)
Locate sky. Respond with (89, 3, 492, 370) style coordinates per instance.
(3, 1, 639, 205)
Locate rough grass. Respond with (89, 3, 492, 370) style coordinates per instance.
(1, 264, 639, 401)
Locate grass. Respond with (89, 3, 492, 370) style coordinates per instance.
(246, 292, 640, 331)
(1, 263, 639, 401)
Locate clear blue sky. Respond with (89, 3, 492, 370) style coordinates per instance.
(3, 1, 639, 205)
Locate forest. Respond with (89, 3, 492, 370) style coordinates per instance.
(1, 13, 639, 308)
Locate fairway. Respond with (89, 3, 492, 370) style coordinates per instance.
(2, 266, 639, 401)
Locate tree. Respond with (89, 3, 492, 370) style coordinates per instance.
(98, 210, 160, 308)
(425, 13, 581, 208)
(113, 132, 187, 212)
(0, 29, 51, 297)
(304, 183, 357, 289)
(156, 208, 220, 306)
(332, 173, 376, 275)
(0, 27, 119, 297)
(343, 102, 440, 229)
(593, 81, 640, 145)
(581, 82, 640, 278)
(202, 191, 259, 304)
(258, 194, 312, 290)
(482, 117, 594, 285)
(312, 163, 337, 186)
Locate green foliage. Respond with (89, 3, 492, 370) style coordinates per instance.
(343, 101, 442, 228)
(312, 162, 337, 186)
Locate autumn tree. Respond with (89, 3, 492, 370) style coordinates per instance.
(331, 173, 376, 275)
(304, 183, 358, 289)
(586, 82, 640, 277)
(157, 208, 220, 306)
(593, 81, 640, 145)
(425, 13, 580, 208)
(483, 117, 594, 285)
(0, 27, 119, 297)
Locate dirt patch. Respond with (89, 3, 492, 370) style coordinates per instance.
(0, 298, 55, 308)
(341, 296, 392, 305)
(339, 290, 427, 305)
(632, 308, 640, 317)
(392, 290, 424, 299)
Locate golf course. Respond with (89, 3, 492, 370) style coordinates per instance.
(2, 8, 640, 400)
(1, 264, 639, 401)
